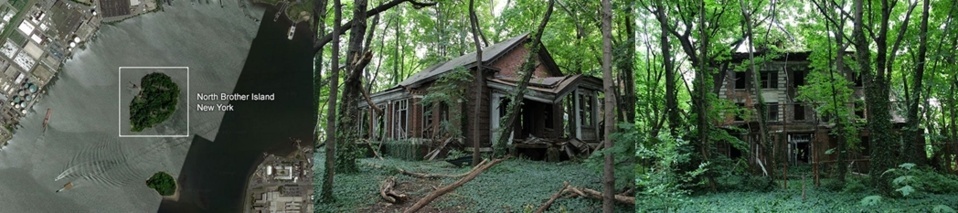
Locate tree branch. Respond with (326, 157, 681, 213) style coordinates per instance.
(312, 0, 437, 53)
(403, 158, 508, 213)
(886, 0, 919, 73)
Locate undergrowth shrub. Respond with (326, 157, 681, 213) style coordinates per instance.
(586, 123, 636, 189)
(842, 176, 870, 193)
(860, 163, 958, 211)
(712, 156, 774, 192)
(382, 139, 428, 160)
(912, 168, 958, 194)
(635, 131, 708, 210)
(881, 163, 922, 197)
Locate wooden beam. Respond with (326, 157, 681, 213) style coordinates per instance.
(403, 158, 507, 213)
(534, 181, 570, 213)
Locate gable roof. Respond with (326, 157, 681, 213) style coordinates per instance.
(487, 74, 602, 104)
(398, 33, 530, 88)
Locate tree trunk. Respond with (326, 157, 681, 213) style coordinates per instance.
(852, 0, 889, 193)
(654, 1, 679, 137)
(493, 0, 555, 157)
(905, 0, 930, 166)
(831, 17, 849, 184)
(334, 0, 370, 174)
(600, 0, 615, 211)
(696, 0, 717, 191)
(617, 3, 636, 123)
(468, 0, 484, 166)
(321, 0, 342, 203)
(739, 0, 772, 186)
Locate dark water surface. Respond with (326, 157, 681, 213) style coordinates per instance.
(158, 9, 315, 212)
(0, 1, 263, 212)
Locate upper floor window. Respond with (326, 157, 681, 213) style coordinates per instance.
(761, 71, 778, 89)
(794, 103, 807, 121)
(766, 102, 779, 121)
(735, 71, 749, 89)
(792, 70, 807, 87)
(852, 71, 864, 87)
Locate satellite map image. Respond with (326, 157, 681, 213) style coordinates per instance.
(0, 0, 315, 212)
(3, 0, 954, 212)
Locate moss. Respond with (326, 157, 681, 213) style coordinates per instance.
(146, 172, 176, 196)
(129, 72, 179, 132)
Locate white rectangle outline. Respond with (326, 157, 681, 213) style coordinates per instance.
(118, 66, 190, 138)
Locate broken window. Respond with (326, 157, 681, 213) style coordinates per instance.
(734, 102, 746, 121)
(374, 104, 385, 140)
(761, 71, 778, 89)
(735, 71, 748, 89)
(359, 108, 367, 137)
(440, 103, 449, 122)
(498, 97, 511, 120)
(392, 99, 408, 139)
(854, 101, 865, 119)
(852, 71, 864, 87)
(794, 103, 806, 121)
(579, 93, 593, 127)
(422, 104, 433, 137)
(792, 70, 807, 87)
(766, 102, 779, 121)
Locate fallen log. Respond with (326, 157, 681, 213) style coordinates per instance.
(380, 176, 407, 204)
(403, 157, 508, 213)
(425, 138, 454, 161)
(534, 181, 570, 213)
(618, 187, 634, 197)
(397, 169, 465, 179)
(364, 139, 384, 160)
(566, 186, 634, 205)
(399, 159, 487, 179)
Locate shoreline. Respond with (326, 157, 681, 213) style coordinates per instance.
(250, 0, 312, 26)
(161, 181, 182, 202)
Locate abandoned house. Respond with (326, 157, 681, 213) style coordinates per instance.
(358, 33, 604, 161)
(715, 51, 913, 177)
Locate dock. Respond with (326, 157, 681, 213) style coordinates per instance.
(42, 108, 51, 130)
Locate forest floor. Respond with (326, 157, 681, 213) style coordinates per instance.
(672, 183, 958, 212)
(643, 165, 958, 212)
(313, 151, 632, 212)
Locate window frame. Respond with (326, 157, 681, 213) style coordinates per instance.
(760, 71, 778, 89)
(766, 102, 779, 121)
(392, 99, 409, 139)
(579, 93, 594, 128)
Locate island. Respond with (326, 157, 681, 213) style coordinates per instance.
(129, 73, 180, 132)
(146, 171, 176, 196)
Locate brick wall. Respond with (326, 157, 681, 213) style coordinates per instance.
(489, 45, 556, 78)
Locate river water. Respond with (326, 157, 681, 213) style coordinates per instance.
(158, 9, 315, 212)
(0, 0, 272, 212)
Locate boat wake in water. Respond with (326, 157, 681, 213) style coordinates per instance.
(54, 139, 190, 190)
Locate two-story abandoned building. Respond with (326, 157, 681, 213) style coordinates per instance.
(715, 51, 909, 175)
(359, 33, 604, 161)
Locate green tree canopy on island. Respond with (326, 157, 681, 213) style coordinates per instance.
(130, 72, 180, 132)
(146, 171, 176, 196)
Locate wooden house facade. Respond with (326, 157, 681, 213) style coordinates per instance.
(359, 34, 604, 159)
(714, 52, 912, 176)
